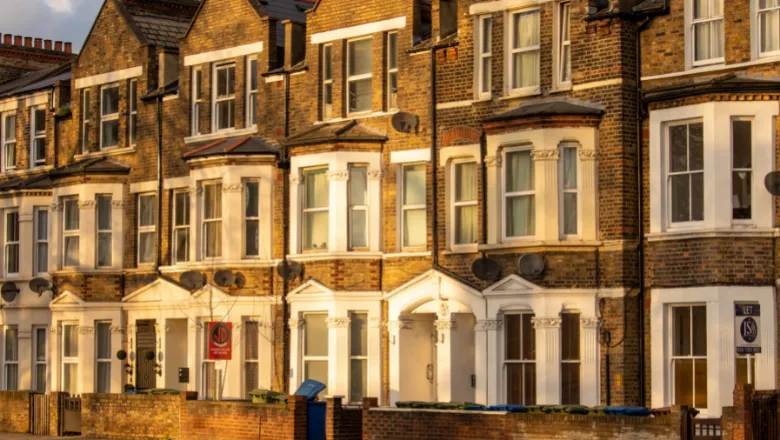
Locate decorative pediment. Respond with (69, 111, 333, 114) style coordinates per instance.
(50, 291, 86, 306)
(385, 269, 486, 321)
(191, 284, 231, 301)
(483, 274, 542, 295)
(288, 280, 335, 298)
(122, 278, 192, 303)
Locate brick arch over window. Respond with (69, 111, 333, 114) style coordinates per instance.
(441, 127, 481, 148)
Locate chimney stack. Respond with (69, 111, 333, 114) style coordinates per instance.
(34, 38, 42, 49)
(55, 41, 62, 51)
(65, 42, 72, 53)
(21, 36, 29, 47)
(2, 35, 9, 45)
(44, 39, 52, 50)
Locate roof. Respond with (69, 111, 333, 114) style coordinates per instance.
(484, 98, 606, 122)
(0, 174, 53, 192)
(265, 0, 314, 46)
(120, 0, 199, 49)
(0, 63, 71, 99)
(183, 135, 281, 159)
(285, 120, 388, 146)
(48, 157, 130, 178)
(633, 0, 667, 14)
(642, 73, 780, 104)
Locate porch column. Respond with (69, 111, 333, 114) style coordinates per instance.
(533, 317, 561, 405)
(79, 325, 95, 394)
(18, 212, 33, 279)
(17, 326, 32, 390)
(368, 317, 382, 401)
(221, 183, 242, 260)
(477, 320, 502, 406)
(434, 319, 455, 402)
(367, 170, 382, 252)
(327, 316, 350, 398)
(484, 155, 501, 244)
(578, 150, 598, 240)
(187, 322, 198, 392)
(387, 320, 411, 405)
(327, 170, 349, 252)
(581, 317, 600, 407)
(288, 318, 303, 394)
(50, 325, 61, 391)
(532, 149, 560, 242)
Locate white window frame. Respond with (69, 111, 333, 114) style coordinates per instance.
(476, 15, 493, 99)
(302, 167, 330, 252)
(244, 180, 261, 257)
(100, 84, 120, 149)
(62, 197, 80, 268)
(202, 181, 223, 259)
(243, 319, 260, 399)
(502, 146, 536, 241)
(731, 117, 754, 223)
(82, 89, 91, 153)
(507, 8, 541, 95)
(502, 312, 536, 405)
(665, 119, 705, 230)
(346, 37, 374, 116)
(689, 0, 725, 67)
(302, 313, 329, 392)
(2, 112, 16, 172)
(349, 312, 368, 404)
(61, 323, 79, 395)
(758, 0, 780, 57)
(322, 44, 333, 120)
(669, 304, 708, 409)
(192, 67, 202, 136)
(246, 56, 258, 127)
(3, 326, 17, 391)
(137, 193, 156, 266)
(33, 326, 47, 393)
(213, 62, 236, 132)
(31, 106, 46, 166)
(386, 32, 399, 111)
(349, 165, 369, 250)
(173, 190, 190, 264)
(560, 312, 581, 405)
(559, 143, 579, 238)
(95, 321, 111, 393)
(400, 162, 427, 250)
(129, 80, 137, 147)
(4, 210, 18, 276)
(34, 207, 48, 276)
(96, 195, 112, 268)
(451, 159, 478, 249)
(555, 1, 572, 89)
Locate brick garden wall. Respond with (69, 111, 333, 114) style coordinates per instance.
(0, 391, 30, 433)
(81, 394, 180, 440)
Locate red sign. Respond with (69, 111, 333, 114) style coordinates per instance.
(207, 322, 232, 360)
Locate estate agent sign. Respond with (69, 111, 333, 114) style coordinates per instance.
(208, 322, 233, 360)
(735, 304, 761, 355)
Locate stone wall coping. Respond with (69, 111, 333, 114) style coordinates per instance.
(367, 408, 676, 425)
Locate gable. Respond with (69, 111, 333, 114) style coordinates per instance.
(483, 274, 542, 295)
(122, 278, 192, 303)
(183, 0, 267, 45)
(288, 280, 334, 297)
(75, 0, 145, 78)
(50, 291, 85, 306)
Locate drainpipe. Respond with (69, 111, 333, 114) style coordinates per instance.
(281, 70, 291, 393)
(430, 48, 439, 267)
(156, 95, 164, 276)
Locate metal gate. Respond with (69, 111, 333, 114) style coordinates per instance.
(307, 401, 326, 440)
(29, 393, 49, 435)
(752, 392, 778, 440)
(61, 395, 81, 435)
(692, 418, 721, 439)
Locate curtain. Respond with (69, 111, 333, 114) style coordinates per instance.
(64, 325, 78, 357)
(306, 170, 329, 209)
(305, 315, 328, 357)
(139, 231, 155, 262)
(506, 151, 533, 192)
(204, 222, 222, 257)
(350, 168, 367, 206)
(139, 195, 156, 227)
(204, 184, 222, 220)
(562, 148, 577, 190)
(97, 323, 111, 359)
(507, 195, 535, 237)
(98, 233, 112, 266)
(456, 205, 477, 245)
(404, 209, 426, 247)
(304, 211, 329, 250)
(762, 9, 780, 53)
(37, 243, 48, 273)
(403, 165, 426, 205)
(350, 210, 367, 248)
(64, 364, 78, 395)
(64, 237, 79, 267)
(349, 39, 373, 76)
(65, 200, 79, 231)
(97, 363, 110, 393)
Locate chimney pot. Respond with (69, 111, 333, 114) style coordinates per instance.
(44, 40, 52, 50)
(17, 36, 25, 46)
(55, 41, 63, 51)
(64, 42, 72, 53)
(2, 35, 9, 45)
(34, 38, 42, 49)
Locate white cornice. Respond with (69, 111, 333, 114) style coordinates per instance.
(311, 17, 406, 45)
(74, 66, 143, 90)
(184, 42, 264, 67)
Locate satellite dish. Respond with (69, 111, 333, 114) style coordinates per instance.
(765, 171, 780, 196)
(116, 349, 127, 361)
(234, 272, 246, 289)
(213, 270, 236, 287)
(391, 112, 419, 133)
(277, 260, 303, 281)
(144, 350, 155, 361)
(1, 282, 19, 303)
(472, 257, 501, 281)
(180, 271, 205, 290)
(29, 278, 51, 296)
(518, 253, 546, 277)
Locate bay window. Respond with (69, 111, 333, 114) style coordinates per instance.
(214, 63, 235, 131)
(347, 38, 373, 114)
(244, 321, 259, 398)
(322, 44, 333, 120)
(137, 194, 156, 265)
(100, 85, 119, 149)
(349, 166, 368, 250)
(732, 118, 752, 220)
(560, 145, 578, 236)
(668, 121, 704, 225)
(505, 149, 535, 238)
(192, 67, 202, 136)
(561, 312, 580, 405)
(692, 0, 724, 65)
(34, 208, 48, 275)
(557, 2, 571, 86)
(303, 314, 328, 396)
(62, 324, 78, 395)
(245, 181, 260, 257)
(33, 327, 46, 393)
(350, 313, 368, 403)
(82, 89, 91, 152)
(3, 327, 17, 391)
(505, 313, 535, 405)
(247, 57, 258, 126)
(202, 182, 222, 258)
(96, 195, 112, 267)
(302, 168, 329, 252)
(401, 163, 426, 249)
(672, 305, 708, 409)
(2, 113, 15, 171)
(129, 80, 137, 146)
(96, 322, 111, 393)
(31, 107, 46, 165)
(387, 33, 398, 110)
(173, 191, 190, 264)
(759, 0, 780, 56)
(63, 197, 79, 267)
(509, 9, 540, 92)
(5, 211, 18, 275)
(477, 15, 493, 97)
(453, 161, 478, 246)
(202, 328, 217, 400)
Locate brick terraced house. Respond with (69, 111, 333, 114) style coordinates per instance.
(0, 0, 772, 417)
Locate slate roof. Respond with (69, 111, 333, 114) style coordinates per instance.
(0, 64, 71, 99)
(484, 99, 605, 122)
(119, 0, 199, 49)
(183, 135, 281, 159)
(633, 0, 667, 14)
(285, 120, 388, 146)
(265, 0, 315, 47)
(48, 157, 130, 178)
(0, 174, 53, 192)
(642, 73, 780, 104)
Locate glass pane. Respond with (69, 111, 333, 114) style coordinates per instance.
(303, 211, 329, 251)
(34, 108, 46, 133)
(506, 151, 533, 192)
(305, 169, 329, 209)
(97, 363, 111, 393)
(35, 365, 46, 393)
(350, 209, 367, 248)
(64, 364, 78, 395)
(37, 243, 48, 274)
(102, 87, 119, 115)
(694, 22, 711, 61)
(97, 322, 111, 359)
(513, 51, 540, 88)
(4, 116, 15, 141)
(733, 172, 752, 220)
(245, 182, 259, 217)
(522, 314, 536, 360)
(350, 313, 368, 357)
(523, 363, 536, 405)
(481, 57, 491, 94)
(83, 91, 90, 121)
(673, 307, 691, 356)
(130, 81, 137, 111)
(350, 168, 367, 206)
(139, 195, 156, 227)
(204, 221, 222, 257)
(348, 38, 373, 76)
(455, 162, 477, 202)
(250, 59, 258, 91)
(561, 45, 571, 82)
(324, 84, 333, 119)
(482, 17, 492, 53)
(64, 325, 78, 357)
(732, 120, 752, 169)
(561, 3, 570, 40)
(217, 100, 234, 130)
(36, 328, 46, 361)
(691, 173, 704, 222)
(506, 195, 535, 237)
(139, 231, 155, 263)
(101, 121, 119, 147)
(350, 359, 367, 403)
(403, 164, 426, 206)
(506, 364, 522, 405)
(561, 313, 580, 361)
(6, 244, 17, 274)
(562, 147, 577, 189)
(64, 237, 79, 267)
(305, 315, 328, 357)
(203, 184, 222, 220)
(65, 200, 79, 230)
(246, 220, 260, 256)
(671, 175, 691, 223)
(669, 125, 689, 173)
(692, 306, 707, 356)
(563, 193, 578, 236)
(689, 123, 703, 171)
(388, 33, 398, 69)
(6, 212, 17, 241)
(561, 363, 580, 405)
(245, 362, 258, 397)
(5, 365, 17, 391)
(349, 78, 372, 113)
(175, 229, 189, 263)
(245, 322, 259, 360)
(761, 10, 780, 53)
(403, 209, 426, 247)
(304, 361, 328, 396)
(514, 10, 540, 48)
(323, 45, 332, 80)
(98, 232, 112, 267)
(711, 20, 724, 59)
(5, 328, 17, 361)
(505, 315, 520, 361)
(175, 192, 190, 226)
(695, 359, 708, 408)
(97, 196, 111, 230)
(455, 205, 477, 245)
(217, 67, 227, 96)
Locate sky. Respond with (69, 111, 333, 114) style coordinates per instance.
(0, 0, 103, 52)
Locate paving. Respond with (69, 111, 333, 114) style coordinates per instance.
(0, 435, 107, 440)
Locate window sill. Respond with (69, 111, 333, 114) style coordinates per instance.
(691, 58, 725, 69)
(551, 82, 572, 93)
(74, 146, 136, 161)
(646, 227, 780, 242)
(287, 252, 383, 262)
(499, 87, 541, 101)
(184, 126, 258, 144)
(2, 166, 52, 178)
(443, 246, 479, 255)
(50, 268, 125, 276)
(479, 240, 603, 251)
(315, 110, 399, 125)
(159, 259, 279, 272)
(382, 251, 431, 259)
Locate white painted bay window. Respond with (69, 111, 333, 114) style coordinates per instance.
(350, 313, 368, 403)
(3, 327, 17, 391)
(137, 194, 156, 265)
(244, 321, 259, 398)
(34, 208, 48, 275)
(505, 149, 535, 239)
(349, 166, 368, 250)
(509, 9, 540, 93)
(668, 121, 704, 225)
(202, 182, 222, 258)
(247, 57, 258, 126)
(671, 305, 708, 409)
(63, 197, 79, 267)
(387, 33, 398, 110)
(33, 327, 46, 393)
(302, 168, 329, 252)
(214, 63, 236, 131)
(477, 15, 493, 98)
(347, 38, 373, 114)
(129, 80, 137, 146)
(31, 107, 46, 166)
(322, 44, 333, 120)
(245, 181, 260, 257)
(556, 2, 571, 86)
(192, 67, 202, 136)
(173, 191, 190, 264)
(759, 0, 780, 55)
(5, 211, 18, 275)
(692, 0, 724, 65)
(401, 163, 426, 249)
(62, 323, 79, 395)
(560, 144, 578, 236)
(453, 161, 478, 247)
(100, 85, 120, 149)
(2, 113, 15, 171)
(96, 195, 112, 267)
(82, 89, 91, 152)
(731, 118, 752, 220)
(561, 312, 580, 405)
(96, 322, 111, 393)
(303, 314, 328, 396)
(504, 313, 535, 405)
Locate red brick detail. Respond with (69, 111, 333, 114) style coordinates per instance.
(441, 127, 481, 147)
